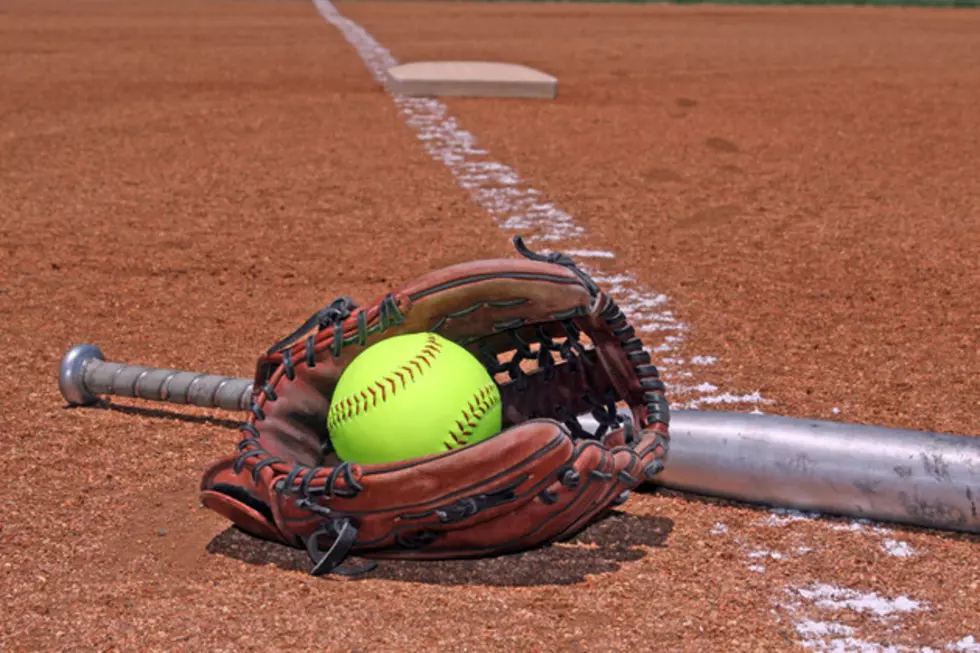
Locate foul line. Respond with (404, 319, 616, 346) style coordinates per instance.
(310, 0, 767, 411)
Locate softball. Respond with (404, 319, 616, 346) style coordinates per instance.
(326, 332, 502, 465)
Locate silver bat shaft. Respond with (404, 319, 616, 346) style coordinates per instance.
(59, 344, 980, 535)
(653, 410, 980, 535)
(59, 344, 254, 412)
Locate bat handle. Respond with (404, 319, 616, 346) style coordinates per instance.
(58, 343, 254, 412)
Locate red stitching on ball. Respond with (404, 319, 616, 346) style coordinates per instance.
(444, 381, 501, 451)
(327, 334, 471, 431)
(450, 426, 465, 445)
(401, 365, 415, 383)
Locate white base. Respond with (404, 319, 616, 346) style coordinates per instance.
(385, 61, 558, 99)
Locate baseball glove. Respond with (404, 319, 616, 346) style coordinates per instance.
(200, 236, 670, 576)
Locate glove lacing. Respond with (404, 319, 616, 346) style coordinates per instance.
(234, 295, 411, 576)
(228, 235, 669, 577)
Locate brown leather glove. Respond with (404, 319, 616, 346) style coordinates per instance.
(200, 236, 670, 576)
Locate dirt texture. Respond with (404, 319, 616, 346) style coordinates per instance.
(2, 1, 978, 651)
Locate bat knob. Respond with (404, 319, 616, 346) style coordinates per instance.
(59, 344, 105, 406)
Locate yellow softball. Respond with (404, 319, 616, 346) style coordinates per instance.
(326, 332, 503, 465)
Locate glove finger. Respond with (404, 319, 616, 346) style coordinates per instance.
(547, 445, 635, 542)
(295, 420, 573, 548)
(199, 454, 290, 545)
(499, 439, 620, 548)
(549, 425, 669, 542)
(372, 437, 617, 558)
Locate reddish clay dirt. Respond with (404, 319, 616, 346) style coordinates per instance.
(1, 1, 978, 651)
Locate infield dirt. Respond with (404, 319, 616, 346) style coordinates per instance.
(1, 1, 978, 651)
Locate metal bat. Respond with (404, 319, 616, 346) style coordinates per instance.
(59, 343, 980, 536)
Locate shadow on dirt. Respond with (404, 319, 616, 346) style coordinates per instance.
(70, 399, 242, 430)
(206, 510, 673, 586)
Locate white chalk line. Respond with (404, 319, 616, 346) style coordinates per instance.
(306, 2, 964, 650)
(711, 509, 976, 652)
(312, 0, 766, 412)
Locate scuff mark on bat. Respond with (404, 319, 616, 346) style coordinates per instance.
(920, 452, 953, 482)
(893, 465, 913, 479)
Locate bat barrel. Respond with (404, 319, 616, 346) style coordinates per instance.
(656, 410, 980, 534)
(58, 344, 254, 412)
